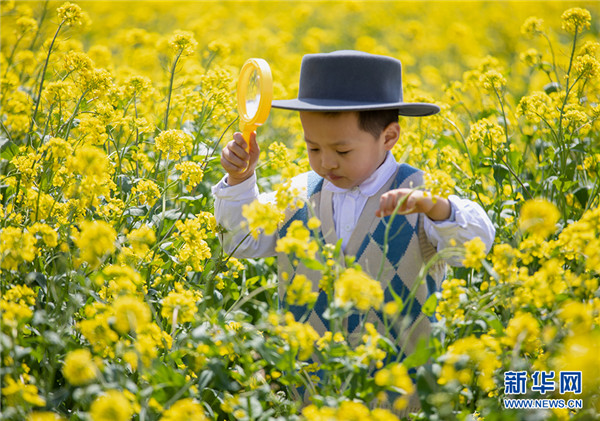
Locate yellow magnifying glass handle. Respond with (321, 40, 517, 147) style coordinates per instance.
(241, 124, 256, 152)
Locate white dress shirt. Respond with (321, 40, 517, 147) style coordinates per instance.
(212, 152, 495, 266)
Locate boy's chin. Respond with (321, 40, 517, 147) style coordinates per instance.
(326, 176, 357, 190)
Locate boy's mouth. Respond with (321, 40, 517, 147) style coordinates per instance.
(327, 173, 343, 181)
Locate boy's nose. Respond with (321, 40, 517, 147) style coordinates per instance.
(321, 152, 338, 170)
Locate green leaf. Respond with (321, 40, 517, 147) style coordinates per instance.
(574, 186, 589, 208)
(124, 205, 150, 216)
(0, 137, 19, 160)
(403, 337, 431, 369)
(244, 275, 260, 290)
(333, 238, 343, 259)
(422, 294, 438, 317)
(179, 194, 204, 202)
(492, 163, 509, 185)
(162, 208, 187, 220)
(487, 315, 504, 335)
(303, 258, 325, 271)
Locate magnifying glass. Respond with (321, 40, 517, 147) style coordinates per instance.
(237, 58, 273, 153)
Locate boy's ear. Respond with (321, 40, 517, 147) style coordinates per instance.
(382, 122, 401, 150)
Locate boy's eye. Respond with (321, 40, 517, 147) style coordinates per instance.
(337, 150, 350, 155)
(309, 148, 320, 153)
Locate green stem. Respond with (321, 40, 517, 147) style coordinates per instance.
(27, 0, 49, 52)
(28, 21, 64, 147)
(163, 50, 184, 130)
(542, 32, 561, 85)
(556, 28, 579, 169)
(162, 153, 170, 215)
(493, 86, 531, 200)
(62, 89, 89, 141)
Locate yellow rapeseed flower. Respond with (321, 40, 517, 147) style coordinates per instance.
(16, 16, 38, 35)
(112, 295, 151, 335)
(424, 169, 456, 199)
(175, 161, 204, 190)
(436, 277, 467, 322)
(334, 268, 383, 312)
(81, 68, 113, 96)
(160, 398, 207, 421)
(30, 223, 58, 248)
(0, 227, 37, 270)
(439, 335, 500, 391)
(502, 311, 542, 354)
(161, 282, 202, 325)
(154, 129, 191, 159)
(561, 7, 591, 34)
(480, 69, 506, 91)
(126, 224, 156, 257)
(374, 363, 414, 394)
(63, 50, 93, 74)
(168, 30, 197, 56)
(521, 16, 544, 36)
(27, 412, 66, 421)
(276, 312, 320, 360)
(517, 91, 557, 123)
(68, 145, 111, 178)
(57, 2, 89, 27)
(73, 220, 117, 268)
(552, 332, 600, 394)
(518, 198, 559, 238)
(62, 349, 98, 386)
(275, 220, 318, 260)
(89, 390, 133, 421)
(574, 54, 600, 78)
(242, 200, 284, 239)
(467, 118, 505, 151)
(1, 376, 45, 407)
(131, 179, 161, 207)
(285, 274, 318, 307)
(462, 237, 486, 270)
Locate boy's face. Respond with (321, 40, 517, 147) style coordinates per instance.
(299, 111, 399, 189)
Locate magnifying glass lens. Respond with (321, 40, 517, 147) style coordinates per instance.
(246, 70, 261, 118)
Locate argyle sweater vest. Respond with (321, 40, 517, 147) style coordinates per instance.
(277, 163, 445, 352)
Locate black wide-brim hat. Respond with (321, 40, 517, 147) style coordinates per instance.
(272, 50, 440, 117)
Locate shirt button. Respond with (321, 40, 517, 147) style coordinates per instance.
(345, 224, 352, 231)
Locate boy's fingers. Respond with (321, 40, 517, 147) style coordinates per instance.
(376, 192, 395, 217)
(233, 132, 249, 150)
(376, 190, 421, 217)
(230, 138, 250, 160)
(221, 144, 248, 172)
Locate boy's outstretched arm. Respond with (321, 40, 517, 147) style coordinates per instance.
(375, 187, 496, 266)
(213, 131, 277, 259)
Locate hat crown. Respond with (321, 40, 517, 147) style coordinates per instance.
(271, 49, 440, 116)
(298, 50, 403, 105)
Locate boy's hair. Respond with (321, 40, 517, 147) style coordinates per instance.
(322, 109, 399, 139)
(357, 109, 399, 139)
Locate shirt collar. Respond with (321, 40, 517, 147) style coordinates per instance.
(323, 151, 398, 196)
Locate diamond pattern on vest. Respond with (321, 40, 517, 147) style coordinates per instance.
(276, 164, 444, 342)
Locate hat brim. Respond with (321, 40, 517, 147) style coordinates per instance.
(271, 98, 440, 117)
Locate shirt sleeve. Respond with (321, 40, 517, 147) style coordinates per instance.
(211, 174, 278, 259)
(423, 195, 496, 267)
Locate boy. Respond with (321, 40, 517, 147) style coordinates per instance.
(213, 50, 494, 350)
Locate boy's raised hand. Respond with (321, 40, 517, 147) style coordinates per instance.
(376, 188, 452, 221)
(220, 131, 260, 186)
